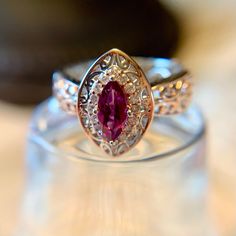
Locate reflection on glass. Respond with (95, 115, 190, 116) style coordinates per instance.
(16, 98, 209, 236)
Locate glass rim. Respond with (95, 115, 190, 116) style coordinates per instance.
(28, 100, 206, 165)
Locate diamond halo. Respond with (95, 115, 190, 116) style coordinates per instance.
(77, 49, 154, 156)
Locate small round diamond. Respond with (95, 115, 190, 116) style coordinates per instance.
(119, 74, 129, 85)
(124, 83, 136, 94)
(90, 94, 98, 103)
(129, 95, 140, 104)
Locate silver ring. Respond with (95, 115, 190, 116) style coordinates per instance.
(52, 49, 192, 156)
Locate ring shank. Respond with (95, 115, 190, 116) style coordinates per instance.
(53, 57, 192, 116)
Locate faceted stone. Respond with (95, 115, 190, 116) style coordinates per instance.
(98, 81, 128, 141)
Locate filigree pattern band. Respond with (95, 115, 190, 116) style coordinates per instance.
(53, 58, 192, 116)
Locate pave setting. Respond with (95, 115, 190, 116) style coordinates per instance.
(77, 49, 154, 156)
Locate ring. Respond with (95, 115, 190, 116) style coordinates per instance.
(52, 49, 192, 156)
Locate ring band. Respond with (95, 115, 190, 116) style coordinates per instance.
(52, 49, 192, 156)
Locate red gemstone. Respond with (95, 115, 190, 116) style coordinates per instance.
(98, 81, 128, 141)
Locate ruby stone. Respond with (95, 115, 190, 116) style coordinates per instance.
(98, 81, 128, 141)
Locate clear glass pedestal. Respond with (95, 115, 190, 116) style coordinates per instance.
(17, 98, 209, 236)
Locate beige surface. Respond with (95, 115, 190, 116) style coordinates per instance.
(0, 1, 236, 235)
(166, 2, 236, 235)
(0, 102, 31, 235)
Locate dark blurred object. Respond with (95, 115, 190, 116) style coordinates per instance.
(0, 0, 179, 104)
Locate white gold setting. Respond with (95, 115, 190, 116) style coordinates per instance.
(77, 49, 154, 156)
(52, 49, 193, 157)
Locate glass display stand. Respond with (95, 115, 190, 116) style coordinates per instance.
(17, 98, 210, 236)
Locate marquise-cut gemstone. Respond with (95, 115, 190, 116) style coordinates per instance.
(98, 81, 128, 141)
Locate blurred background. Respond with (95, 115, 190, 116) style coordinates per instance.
(0, 0, 235, 235)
